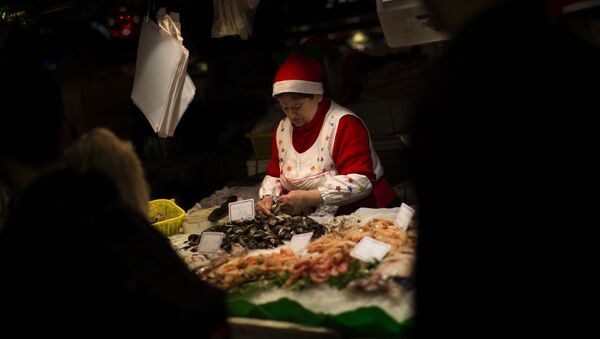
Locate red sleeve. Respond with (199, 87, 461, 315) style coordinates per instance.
(331, 115, 376, 183)
(265, 125, 281, 177)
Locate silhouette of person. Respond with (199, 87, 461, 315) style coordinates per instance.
(413, 0, 600, 337)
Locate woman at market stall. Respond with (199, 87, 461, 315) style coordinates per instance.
(255, 54, 398, 216)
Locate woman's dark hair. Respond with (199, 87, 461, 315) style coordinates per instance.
(274, 92, 318, 100)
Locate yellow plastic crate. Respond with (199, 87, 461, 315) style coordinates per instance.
(148, 199, 185, 237)
(245, 131, 273, 159)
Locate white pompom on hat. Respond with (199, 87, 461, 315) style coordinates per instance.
(272, 54, 324, 97)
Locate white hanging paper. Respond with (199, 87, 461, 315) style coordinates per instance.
(131, 13, 194, 138)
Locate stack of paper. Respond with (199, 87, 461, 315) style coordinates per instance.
(131, 11, 195, 137)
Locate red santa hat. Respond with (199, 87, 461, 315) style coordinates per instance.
(272, 54, 324, 97)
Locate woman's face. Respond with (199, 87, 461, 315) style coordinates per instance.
(276, 94, 323, 127)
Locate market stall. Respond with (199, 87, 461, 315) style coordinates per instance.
(157, 196, 416, 338)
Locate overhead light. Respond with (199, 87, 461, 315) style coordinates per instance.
(351, 31, 368, 44)
(0, 9, 25, 23)
(348, 30, 370, 50)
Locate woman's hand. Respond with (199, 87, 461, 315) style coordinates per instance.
(255, 195, 274, 216)
(279, 190, 323, 215)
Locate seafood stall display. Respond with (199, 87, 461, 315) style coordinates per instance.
(169, 208, 417, 337)
(202, 218, 413, 291)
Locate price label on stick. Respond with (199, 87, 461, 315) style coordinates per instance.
(198, 232, 225, 253)
(289, 232, 313, 255)
(395, 203, 415, 231)
(228, 199, 255, 222)
(350, 236, 390, 262)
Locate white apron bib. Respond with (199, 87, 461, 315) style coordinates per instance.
(275, 101, 383, 192)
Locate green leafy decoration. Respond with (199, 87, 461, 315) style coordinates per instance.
(227, 297, 413, 338)
(290, 275, 311, 290)
(228, 271, 292, 298)
(327, 259, 377, 290)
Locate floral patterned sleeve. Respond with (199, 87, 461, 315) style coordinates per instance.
(259, 175, 282, 199)
(318, 115, 375, 206)
(318, 174, 372, 205)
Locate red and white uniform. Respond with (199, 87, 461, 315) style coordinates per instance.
(259, 98, 397, 214)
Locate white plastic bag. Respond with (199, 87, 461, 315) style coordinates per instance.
(211, 0, 261, 40)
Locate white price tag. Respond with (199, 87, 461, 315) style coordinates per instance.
(395, 203, 415, 231)
(289, 232, 313, 255)
(228, 199, 255, 222)
(198, 232, 225, 253)
(350, 236, 390, 262)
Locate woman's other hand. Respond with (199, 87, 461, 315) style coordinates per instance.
(279, 190, 323, 215)
(255, 195, 274, 216)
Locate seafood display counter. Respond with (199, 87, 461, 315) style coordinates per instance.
(169, 208, 416, 338)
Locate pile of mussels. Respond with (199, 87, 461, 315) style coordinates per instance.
(192, 214, 328, 252)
